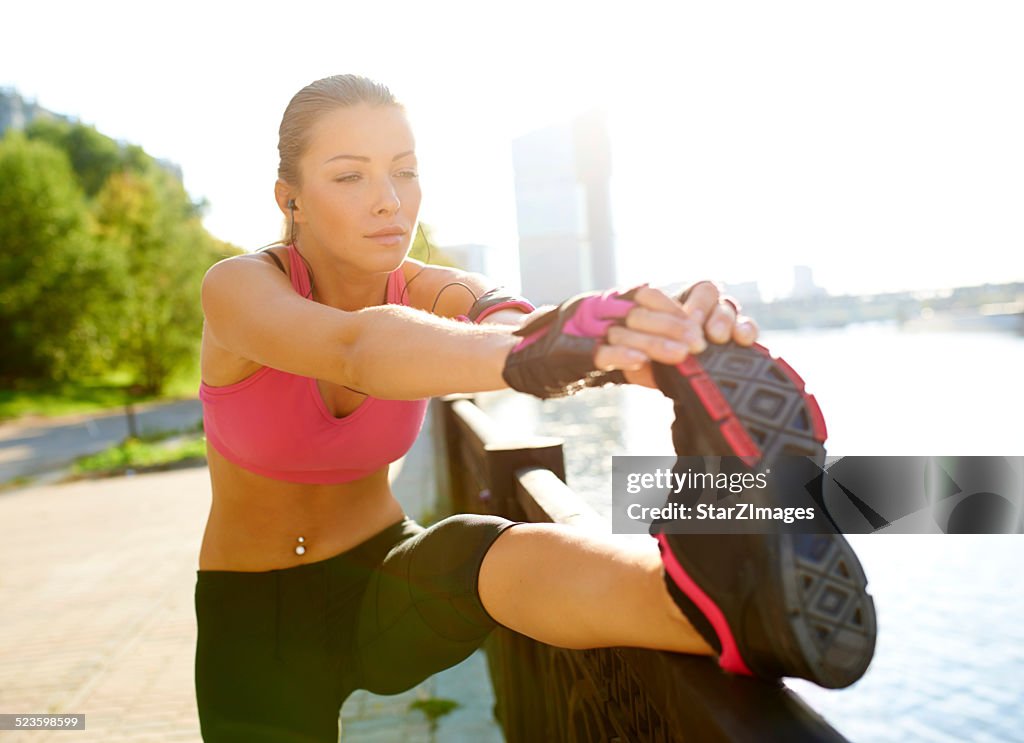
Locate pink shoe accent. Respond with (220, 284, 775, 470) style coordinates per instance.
(655, 533, 753, 676)
(690, 375, 730, 421)
(720, 418, 763, 467)
(668, 358, 764, 466)
(678, 356, 703, 377)
(807, 394, 828, 440)
(775, 357, 806, 391)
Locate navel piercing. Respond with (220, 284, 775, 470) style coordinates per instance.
(295, 536, 306, 556)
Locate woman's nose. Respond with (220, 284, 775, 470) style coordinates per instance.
(374, 181, 401, 215)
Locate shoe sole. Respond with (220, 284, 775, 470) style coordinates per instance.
(653, 341, 828, 465)
(651, 342, 877, 688)
(779, 532, 877, 688)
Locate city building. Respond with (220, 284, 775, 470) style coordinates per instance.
(0, 88, 67, 133)
(0, 88, 182, 182)
(792, 265, 827, 299)
(511, 109, 616, 305)
(722, 280, 763, 306)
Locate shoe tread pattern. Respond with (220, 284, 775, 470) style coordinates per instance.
(782, 534, 877, 687)
(653, 342, 878, 688)
(685, 342, 827, 465)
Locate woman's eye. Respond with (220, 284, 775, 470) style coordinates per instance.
(335, 172, 416, 182)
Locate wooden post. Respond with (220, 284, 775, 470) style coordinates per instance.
(124, 384, 145, 439)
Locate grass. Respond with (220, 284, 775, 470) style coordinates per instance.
(0, 474, 36, 493)
(409, 697, 460, 738)
(0, 360, 201, 423)
(71, 433, 207, 478)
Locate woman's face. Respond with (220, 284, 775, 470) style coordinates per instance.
(294, 103, 421, 270)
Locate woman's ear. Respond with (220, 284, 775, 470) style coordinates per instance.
(274, 180, 295, 215)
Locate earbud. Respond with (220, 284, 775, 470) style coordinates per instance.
(287, 199, 296, 210)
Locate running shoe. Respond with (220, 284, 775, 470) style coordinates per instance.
(648, 341, 877, 689)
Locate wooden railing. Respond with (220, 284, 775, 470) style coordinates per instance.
(433, 394, 850, 743)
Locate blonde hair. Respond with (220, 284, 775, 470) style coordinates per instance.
(278, 74, 403, 188)
(268, 74, 405, 246)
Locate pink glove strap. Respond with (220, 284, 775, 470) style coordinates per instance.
(514, 287, 636, 351)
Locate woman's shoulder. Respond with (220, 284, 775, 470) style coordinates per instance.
(200, 251, 292, 324)
(200, 248, 296, 387)
(398, 258, 498, 318)
(207, 245, 291, 275)
(203, 247, 294, 296)
(253, 245, 292, 276)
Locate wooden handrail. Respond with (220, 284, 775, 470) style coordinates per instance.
(434, 394, 851, 742)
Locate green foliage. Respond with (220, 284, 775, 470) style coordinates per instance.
(0, 131, 112, 381)
(408, 696, 460, 737)
(0, 474, 35, 493)
(0, 362, 201, 423)
(409, 222, 459, 268)
(93, 169, 229, 394)
(2, 106, 466, 409)
(25, 118, 128, 198)
(71, 434, 207, 476)
(0, 377, 140, 422)
(0, 111, 243, 402)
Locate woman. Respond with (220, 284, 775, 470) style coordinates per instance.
(194, 74, 873, 742)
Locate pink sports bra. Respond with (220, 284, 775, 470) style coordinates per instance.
(199, 244, 429, 484)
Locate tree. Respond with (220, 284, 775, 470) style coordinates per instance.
(0, 132, 112, 382)
(94, 170, 230, 394)
(409, 222, 459, 268)
(24, 118, 126, 199)
(27, 115, 240, 393)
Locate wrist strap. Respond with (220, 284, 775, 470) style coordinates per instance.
(455, 287, 536, 324)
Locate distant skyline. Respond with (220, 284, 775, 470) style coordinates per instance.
(3, 1, 1021, 301)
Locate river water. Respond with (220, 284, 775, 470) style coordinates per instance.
(475, 323, 1024, 742)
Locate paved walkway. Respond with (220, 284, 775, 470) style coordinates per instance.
(0, 405, 504, 742)
(0, 400, 203, 483)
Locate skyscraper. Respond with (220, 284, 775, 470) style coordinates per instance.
(511, 109, 616, 305)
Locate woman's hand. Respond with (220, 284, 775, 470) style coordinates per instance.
(501, 280, 759, 397)
(595, 282, 760, 390)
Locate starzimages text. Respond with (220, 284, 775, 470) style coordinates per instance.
(627, 503, 815, 523)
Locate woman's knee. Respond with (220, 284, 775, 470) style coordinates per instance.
(402, 514, 524, 634)
(353, 515, 524, 694)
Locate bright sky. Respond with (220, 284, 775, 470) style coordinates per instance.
(3, 0, 1022, 300)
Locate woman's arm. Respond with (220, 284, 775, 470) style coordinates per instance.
(202, 256, 741, 400)
(400, 261, 535, 329)
(201, 255, 521, 400)
(346, 305, 519, 398)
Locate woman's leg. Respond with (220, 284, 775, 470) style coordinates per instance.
(194, 567, 350, 743)
(351, 514, 712, 698)
(353, 514, 527, 694)
(477, 523, 714, 655)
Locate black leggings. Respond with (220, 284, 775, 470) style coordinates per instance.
(194, 513, 523, 742)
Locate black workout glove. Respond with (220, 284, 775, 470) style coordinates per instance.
(501, 285, 645, 399)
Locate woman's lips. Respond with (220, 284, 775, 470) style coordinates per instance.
(367, 234, 404, 246)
